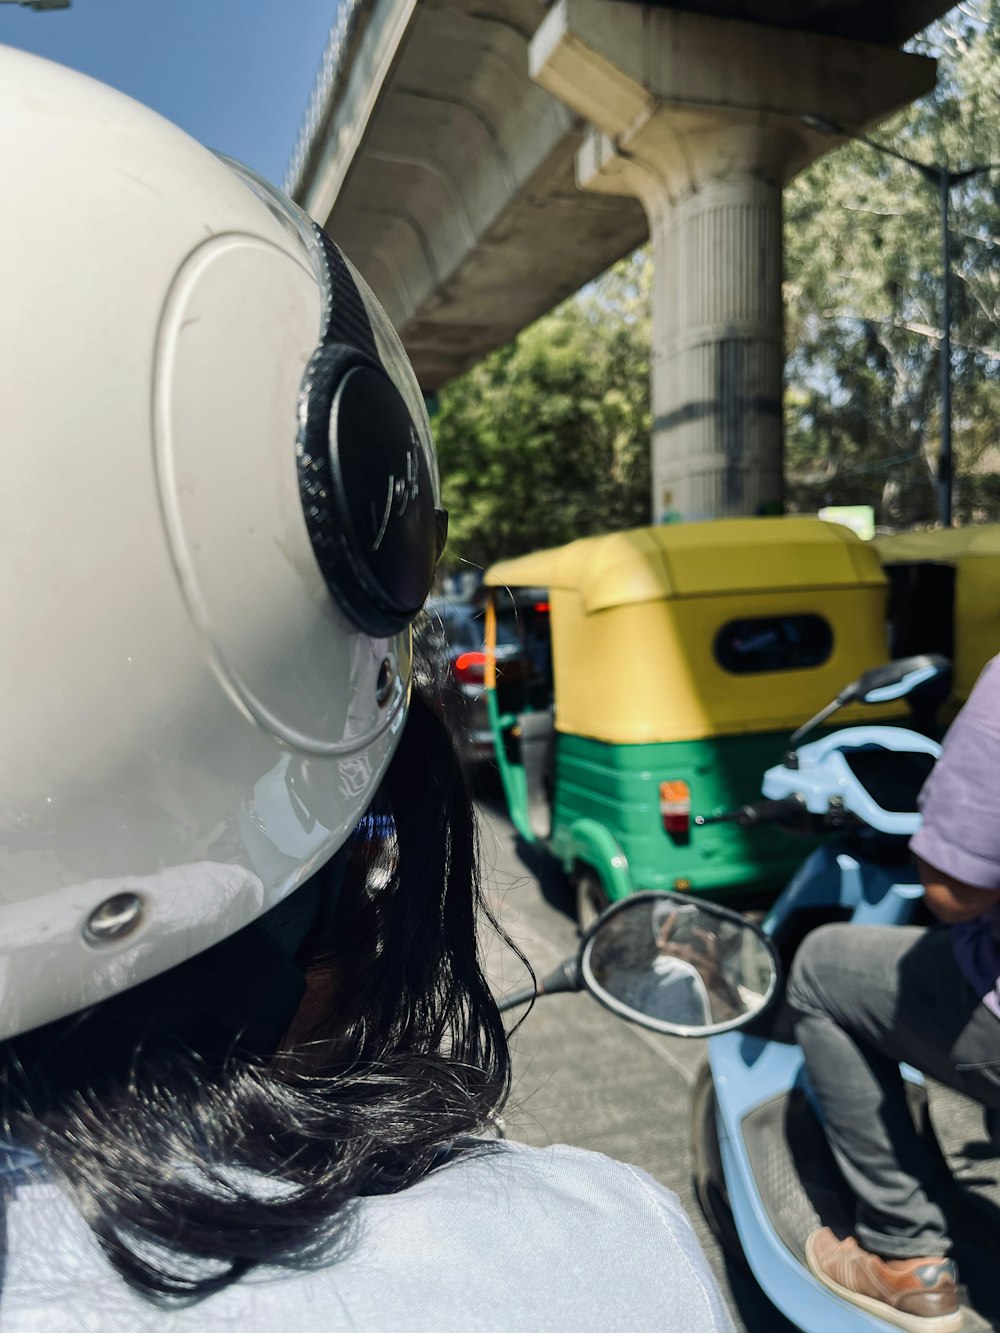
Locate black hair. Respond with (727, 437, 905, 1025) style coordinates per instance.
(0, 688, 514, 1304)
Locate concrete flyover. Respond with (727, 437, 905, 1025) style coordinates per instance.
(289, 1, 953, 516)
(288, 0, 649, 393)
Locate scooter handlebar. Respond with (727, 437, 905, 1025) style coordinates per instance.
(695, 795, 805, 829)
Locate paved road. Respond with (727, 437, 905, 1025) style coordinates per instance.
(475, 780, 796, 1333)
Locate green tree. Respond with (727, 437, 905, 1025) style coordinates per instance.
(784, 0, 1000, 523)
(435, 250, 651, 575)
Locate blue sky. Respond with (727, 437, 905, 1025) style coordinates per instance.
(0, 0, 338, 187)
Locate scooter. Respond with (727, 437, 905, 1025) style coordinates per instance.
(688, 653, 1000, 1333)
(501, 656, 1000, 1331)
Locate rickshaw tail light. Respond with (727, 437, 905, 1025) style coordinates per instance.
(453, 651, 488, 685)
(660, 780, 691, 838)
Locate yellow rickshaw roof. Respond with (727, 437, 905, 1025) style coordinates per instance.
(484, 518, 884, 613)
(873, 525, 1000, 563)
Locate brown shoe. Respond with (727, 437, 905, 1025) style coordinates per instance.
(805, 1228, 961, 1333)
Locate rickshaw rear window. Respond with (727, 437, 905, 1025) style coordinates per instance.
(714, 616, 833, 675)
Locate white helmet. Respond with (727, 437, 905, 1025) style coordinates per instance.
(0, 45, 446, 1041)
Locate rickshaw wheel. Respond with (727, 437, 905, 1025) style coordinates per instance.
(690, 1060, 747, 1265)
(574, 868, 608, 934)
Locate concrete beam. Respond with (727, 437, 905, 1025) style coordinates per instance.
(531, 1, 938, 189)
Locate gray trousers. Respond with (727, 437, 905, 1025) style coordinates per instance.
(787, 923, 1000, 1259)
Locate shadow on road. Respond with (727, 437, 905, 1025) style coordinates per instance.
(721, 1253, 799, 1333)
(512, 835, 575, 921)
(470, 763, 575, 922)
(467, 760, 504, 808)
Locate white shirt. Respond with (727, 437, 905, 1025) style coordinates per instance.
(0, 1141, 735, 1332)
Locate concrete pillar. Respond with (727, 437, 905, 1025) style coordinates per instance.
(530, 2, 936, 521)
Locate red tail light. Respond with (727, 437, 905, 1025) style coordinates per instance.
(452, 651, 488, 685)
(660, 780, 691, 839)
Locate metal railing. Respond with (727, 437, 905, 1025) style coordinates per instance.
(283, 0, 362, 199)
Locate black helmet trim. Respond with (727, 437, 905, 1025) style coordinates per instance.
(297, 227, 443, 638)
(221, 156, 444, 637)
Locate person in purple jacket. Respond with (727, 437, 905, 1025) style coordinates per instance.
(787, 655, 1000, 1333)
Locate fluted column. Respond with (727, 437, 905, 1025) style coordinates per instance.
(577, 127, 793, 518)
(531, 0, 936, 520)
(651, 169, 784, 518)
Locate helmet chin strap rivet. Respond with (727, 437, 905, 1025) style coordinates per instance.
(83, 893, 145, 946)
(375, 657, 394, 707)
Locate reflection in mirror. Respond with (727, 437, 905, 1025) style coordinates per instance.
(582, 893, 778, 1036)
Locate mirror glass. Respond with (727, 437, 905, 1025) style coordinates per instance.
(581, 892, 779, 1036)
(856, 654, 948, 705)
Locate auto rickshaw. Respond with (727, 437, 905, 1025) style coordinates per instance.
(483, 518, 907, 925)
(873, 525, 1000, 709)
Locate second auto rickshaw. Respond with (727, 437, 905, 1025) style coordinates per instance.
(483, 518, 905, 925)
(873, 524, 1000, 710)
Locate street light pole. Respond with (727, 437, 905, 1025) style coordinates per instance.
(802, 115, 999, 525)
(938, 169, 953, 527)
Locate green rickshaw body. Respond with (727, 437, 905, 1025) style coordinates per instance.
(547, 733, 808, 901)
(484, 518, 904, 911)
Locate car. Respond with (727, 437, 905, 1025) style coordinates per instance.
(417, 596, 537, 766)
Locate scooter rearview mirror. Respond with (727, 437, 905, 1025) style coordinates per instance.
(580, 891, 781, 1037)
(855, 653, 950, 706)
(785, 653, 951, 754)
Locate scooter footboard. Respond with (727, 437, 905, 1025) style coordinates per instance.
(737, 1086, 853, 1265)
(709, 1035, 909, 1330)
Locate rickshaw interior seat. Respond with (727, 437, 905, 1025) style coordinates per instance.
(518, 709, 555, 840)
(884, 561, 955, 661)
(875, 526, 1000, 708)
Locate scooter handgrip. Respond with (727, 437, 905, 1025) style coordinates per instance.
(695, 795, 804, 828)
(737, 795, 805, 827)
(693, 810, 740, 826)
(693, 794, 805, 826)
